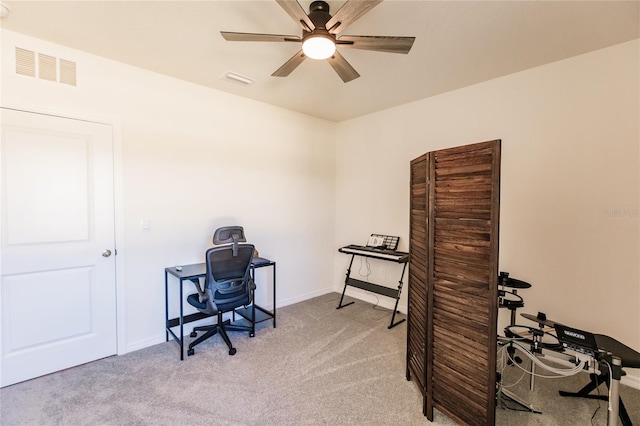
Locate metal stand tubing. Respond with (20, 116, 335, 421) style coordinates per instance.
(499, 346, 541, 414)
(607, 356, 622, 426)
(528, 330, 543, 391)
(388, 315, 406, 329)
(529, 363, 535, 391)
(387, 263, 408, 329)
(337, 255, 356, 309)
(560, 357, 631, 426)
(499, 388, 542, 414)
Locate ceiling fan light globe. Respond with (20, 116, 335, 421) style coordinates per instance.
(302, 36, 336, 60)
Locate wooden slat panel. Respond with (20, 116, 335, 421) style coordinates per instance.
(433, 296, 489, 325)
(433, 382, 486, 422)
(435, 163, 493, 177)
(435, 254, 492, 273)
(433, 311, 490, 343)
(412, 236, 427, 248)
(433, 325, 488, 355)
(432, 278, 491, 299)
(434, 145, 493, 161)
(409, 271, 427, 294)
(434, 262, 492, 285)
(407, 153, 428, 406)
(433, 359, 487, 399)
(436, 176, 492, 189)
(425, 140, 500, 426)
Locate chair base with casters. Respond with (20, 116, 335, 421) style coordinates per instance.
(559, 334, 640, 426)
(187, 308, 253, 356)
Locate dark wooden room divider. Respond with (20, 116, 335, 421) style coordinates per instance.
(407, 140, 501, 426)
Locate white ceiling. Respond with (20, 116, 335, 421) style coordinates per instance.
(1, 0, 638, 122)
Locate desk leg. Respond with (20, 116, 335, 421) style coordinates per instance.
(165, 271, 169, 342)
(272, 263, 277, 328)
(179, 278, 184, 361)
(250, 268, 256, 337)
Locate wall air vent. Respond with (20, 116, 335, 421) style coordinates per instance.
(15, 48, 36, 77)
(38, 53, 57, 82)
(15, 47, 77, 87)
(59, 59, 77, 86)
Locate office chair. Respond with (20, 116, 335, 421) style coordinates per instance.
(559, 334, 640, 426)
(187, 226, 255, 356)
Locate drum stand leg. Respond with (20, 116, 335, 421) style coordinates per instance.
(506, 298, 522, 365)
(499, 388, 542, 414)
(529, 362, 535, 391)
(498, 297, 541, 414)
(498, 344, 542, 414)
(527, 326, 547, 394)
(607, 357, 622, 426)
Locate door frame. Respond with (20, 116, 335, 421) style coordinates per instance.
(0, 103, 127, 374)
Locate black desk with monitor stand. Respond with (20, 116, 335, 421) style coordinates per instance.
(165, 257, 276, 360)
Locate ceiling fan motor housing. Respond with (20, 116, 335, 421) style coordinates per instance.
(310, 0, 331, 17)
(303, 0, 335, 43)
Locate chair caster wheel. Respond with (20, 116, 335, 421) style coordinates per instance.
(229, 348, 236, 356)
(187, 349, 194, 356)
(190, 331, 197, 338)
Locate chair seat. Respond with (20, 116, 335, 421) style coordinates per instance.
(594, 334, 640, 368)
(187, 293, 207, 310)
(186, 293, 250, 313)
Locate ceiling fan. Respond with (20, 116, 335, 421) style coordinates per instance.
(221, 0, 415, 83)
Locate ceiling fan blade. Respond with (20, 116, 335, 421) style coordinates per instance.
(327, 50, 360, 83)
(221, 31, 301, 43)
(325, 0, 382, 34)
(276, 0, 315, 32)
(272, 49, 307, 77)
(337, 35, 415, 54)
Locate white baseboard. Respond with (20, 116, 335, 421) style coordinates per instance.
(275, 287, 336, 309)
(622, 373, 640, 390)
(124, 335, 165, 354)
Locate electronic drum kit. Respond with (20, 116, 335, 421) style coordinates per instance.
(497, 271, 566, 413)
(497, 273, 635, 425)
(498, 271, 562, 355)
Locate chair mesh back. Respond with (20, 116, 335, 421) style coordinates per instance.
(205, 244, 254, 309)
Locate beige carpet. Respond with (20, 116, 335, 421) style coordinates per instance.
(1, 293, 638, 425)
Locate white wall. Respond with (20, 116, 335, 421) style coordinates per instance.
(334, 40, 639, 384)
(1, 29, 337, 352)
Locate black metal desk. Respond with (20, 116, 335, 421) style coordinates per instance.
(165, 257, 276, 360)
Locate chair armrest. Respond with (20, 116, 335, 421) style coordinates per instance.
(189, 278, 207, 300)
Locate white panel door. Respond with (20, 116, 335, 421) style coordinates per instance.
(0, 108, 117, 387)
